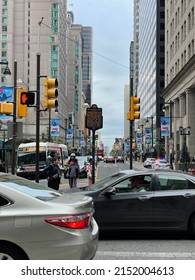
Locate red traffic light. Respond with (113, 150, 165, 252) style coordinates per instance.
(20, 91, 35, 105)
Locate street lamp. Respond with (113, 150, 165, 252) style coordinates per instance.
(179, 126, 191, 136)
(179, 126, 191, 171)
(162, 101, 174, 169)
(146, 116, 154, 147)
(0, 61, 11, 76)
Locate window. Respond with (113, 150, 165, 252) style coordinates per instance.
(0, 195, 10, 207)
(2, 42, 7, 49)
(2, 17, 7, 24)
(2, 26, 7, 32)
(2, 51, 7, 57)
(2, 1, 7, 6)
(2, 35, 7, 41)
(115, 175, 152, 193)
(2, 9, 7, 15)
(157, 174, 188, 191)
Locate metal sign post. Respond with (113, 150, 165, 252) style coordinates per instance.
(85, 104, 103, 184)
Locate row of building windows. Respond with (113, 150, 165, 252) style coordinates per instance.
(167, 38, 194, 83)
(168, 6, 194, 40)
(168, 0, 189, 19)
(1, 1, 8, 84)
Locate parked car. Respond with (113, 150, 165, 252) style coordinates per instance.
(143, 157, 156, 168)
(104, 155, 115, 163)
(117, 156, 125, 163)
(63, 169, 195, 238)
(152, 158, 169, 169)
(0, 172, 98, 260)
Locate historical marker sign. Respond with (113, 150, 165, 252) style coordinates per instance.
(85, 104, 103, 130)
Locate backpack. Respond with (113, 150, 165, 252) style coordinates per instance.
(68, 164, 79, 178)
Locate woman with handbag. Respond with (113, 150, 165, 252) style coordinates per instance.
(43, 156, 61, 190)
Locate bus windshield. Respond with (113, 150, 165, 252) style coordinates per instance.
(18, 151, 46, 166)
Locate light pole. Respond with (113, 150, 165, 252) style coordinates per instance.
(11, 60, 17, 175)
(64, 118, 68, 145)
(138, 124, 144, 161)
(163, 101, 174, 169)
(179, 126, 191, 171)
(146, 116, 154, 147)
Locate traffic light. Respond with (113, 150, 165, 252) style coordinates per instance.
(0, 103, 13, 114)
(20, 91, 35, 105)
(130, 96, 140, 120)
(17, 88, 27, 117)
(44, 77, 58, 109)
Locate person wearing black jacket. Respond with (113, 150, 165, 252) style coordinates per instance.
(43, 156, 61, 190)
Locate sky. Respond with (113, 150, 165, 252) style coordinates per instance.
(67, 0, 134, 150)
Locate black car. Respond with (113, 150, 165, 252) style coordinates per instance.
(63, 169, 195, 238)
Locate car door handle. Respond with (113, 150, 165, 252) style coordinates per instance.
(183, 193, 194, 198)
(138, 195, 152, 201)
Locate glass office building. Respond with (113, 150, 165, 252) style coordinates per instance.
(135, 0, 165, 136)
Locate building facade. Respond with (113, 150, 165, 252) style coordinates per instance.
(134, 0, 165, 151)
(0, 0, 68, 143)
(162, 0, 195, 164)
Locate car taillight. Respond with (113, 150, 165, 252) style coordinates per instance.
(44, 213, 91, 229)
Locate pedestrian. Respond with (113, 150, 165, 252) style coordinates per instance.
(43, 156, 61, 190)
(46, 150, 56, 166)
(65, 153, 76, 166)
(64, 153, 77, 178)
(87, 158, 93, 186)
(68, 158, 80, 188)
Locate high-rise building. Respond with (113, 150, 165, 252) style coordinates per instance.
(0, 0, 68, 142)
(82, 27, 93, 106)
(162, 0, 195, 163)
(134, 0, 165, 142)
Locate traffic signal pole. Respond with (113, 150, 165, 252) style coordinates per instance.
(35, 52, 40, 183)
(11, 60, 17, 175)
(129, 120, 133, 169)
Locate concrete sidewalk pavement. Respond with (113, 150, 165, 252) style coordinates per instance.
(60, 177, 88, 190)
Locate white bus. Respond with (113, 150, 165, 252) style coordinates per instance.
(16, 142, 68, 179)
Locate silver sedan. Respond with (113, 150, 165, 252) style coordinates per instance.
(0, 173, 99, 260)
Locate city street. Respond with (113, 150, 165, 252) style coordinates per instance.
(41, 160, 195, 260)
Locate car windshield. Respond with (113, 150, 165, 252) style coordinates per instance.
(86, 172, 126, 191)
(0, 174, 61, 201)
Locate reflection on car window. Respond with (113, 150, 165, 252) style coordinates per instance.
(157, 174, 187, 191)
(0, 174, 61, 200)
(188, 180, 195, 189)
(115, 175, 152, 193)
(89, 172, 126, 191)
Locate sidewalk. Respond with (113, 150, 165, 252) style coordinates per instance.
(59, 160, 145, 190)
(60, 177, 88, 190)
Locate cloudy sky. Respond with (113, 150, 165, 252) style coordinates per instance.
(67, 0, 134, 150)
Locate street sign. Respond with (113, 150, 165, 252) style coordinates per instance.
(85, 104, 103, 130)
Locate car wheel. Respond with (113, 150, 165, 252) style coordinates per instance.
(0, 244, 28, 260)
(188, 213, 195, 239)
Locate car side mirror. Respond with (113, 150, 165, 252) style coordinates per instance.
(102, 186, 117, 196)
